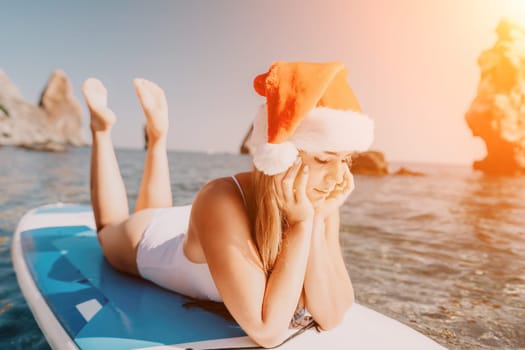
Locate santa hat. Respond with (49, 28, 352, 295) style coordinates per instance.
(250, 61, 374, 175)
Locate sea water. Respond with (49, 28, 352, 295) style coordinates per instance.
(0, 147, 523, 350)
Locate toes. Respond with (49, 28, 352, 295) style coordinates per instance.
(133, 78, 166, 109)
(82, 78, 108, 108)
(132, 78, 145, 93)
(133, 78, 164, 97)
(82, 78, 105, 96)
(133, 78, 150, 103)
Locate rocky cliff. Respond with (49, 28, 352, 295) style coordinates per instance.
(350, 150, 389, 176)
(0, 69, 86, 151)
(465, 19, 525, 175)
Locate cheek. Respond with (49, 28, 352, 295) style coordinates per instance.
(305, 176, 328, 204)
(307, 167, 331, 186)
(305, 172, 322, 191)
(303, 165, 330, 199)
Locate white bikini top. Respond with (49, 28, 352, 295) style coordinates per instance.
(230, 175, 247, 208)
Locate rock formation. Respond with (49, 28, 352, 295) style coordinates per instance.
(144, 124, 149, 150)
(0, 69, 86, 151)
(392, 167, 425, 176)
(350, 150, 389, 176)
(239, 125, 255, 155)
(39, 70, 85, 146)
(465, 19, 525, 175)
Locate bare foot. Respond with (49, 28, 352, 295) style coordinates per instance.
(82, 78, 116, 132)
(133, 78, 169, 141)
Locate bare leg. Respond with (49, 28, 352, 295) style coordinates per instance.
(133, 78, 173, 212)
(83, 78, 129, 231)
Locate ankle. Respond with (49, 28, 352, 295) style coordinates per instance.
(147, 131, 167, 144)
(91, 127, 112, 138)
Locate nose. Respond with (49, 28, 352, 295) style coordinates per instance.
(325, 161, 346, 185)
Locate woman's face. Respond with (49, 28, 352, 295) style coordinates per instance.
(299, 150, 354, 207)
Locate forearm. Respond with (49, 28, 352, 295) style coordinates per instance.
(258, 219, 313, 345)
(303, 215, 354, 329)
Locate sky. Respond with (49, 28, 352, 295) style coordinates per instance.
(1, 0, 525, 165)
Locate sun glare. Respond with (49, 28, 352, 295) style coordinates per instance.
(501, 0, 525, 23)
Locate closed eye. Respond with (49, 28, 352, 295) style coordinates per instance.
(315, 156, 352, 165)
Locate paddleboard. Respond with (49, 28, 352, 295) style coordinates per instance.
(12, 203, 447, 349)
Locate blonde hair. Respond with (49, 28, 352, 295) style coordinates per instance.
(252, 168, 285, 275)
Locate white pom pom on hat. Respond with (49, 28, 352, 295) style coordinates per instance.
(253, 141, 298, 176)
(250, 61, 374, 176)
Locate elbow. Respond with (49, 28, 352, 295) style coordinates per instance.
(316, 292, 354, 331)
(249, 330, 288, 349)
(244, 321, 289, 349)
(254, 337, 285, 349)
(315, 309, 346, 331)
(315, 313, 344, 331)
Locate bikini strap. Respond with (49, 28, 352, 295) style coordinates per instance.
(230, 175, 248, 209)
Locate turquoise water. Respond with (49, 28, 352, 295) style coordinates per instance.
(0, 147, 524, 349)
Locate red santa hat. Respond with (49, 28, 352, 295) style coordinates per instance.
(250, 61, 374, 175)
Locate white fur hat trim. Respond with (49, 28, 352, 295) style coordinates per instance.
(290, 107, 374, 152)
(251, 104, 374, 175)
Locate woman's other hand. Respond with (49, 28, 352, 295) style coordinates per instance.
(315, 166, 354, 219)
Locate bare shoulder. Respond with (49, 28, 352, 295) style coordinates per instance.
(190, 175, 263, 271)
(190, 177, 251, 239)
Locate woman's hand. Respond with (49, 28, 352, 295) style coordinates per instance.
(315, 167, 354, 219)
(273, 158, 314, 226)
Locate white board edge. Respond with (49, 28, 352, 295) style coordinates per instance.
(11, 205, 79, 350)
